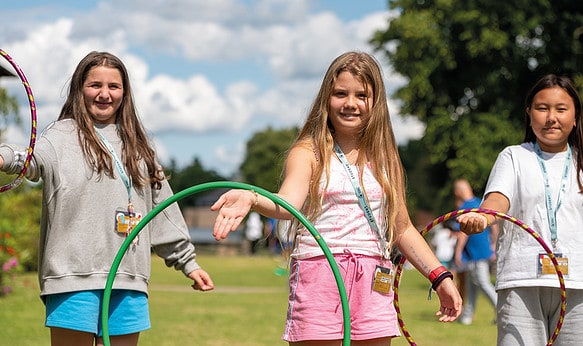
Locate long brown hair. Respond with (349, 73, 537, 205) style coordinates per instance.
(58, 51, 163, 189)
(288, 51, 405, 251)
(523, 74, 583, 192)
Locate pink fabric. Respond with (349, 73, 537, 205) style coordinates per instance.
(292, 159, 385, 259)
(282, 254, 401, 342)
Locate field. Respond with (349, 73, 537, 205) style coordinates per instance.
(0, 253, 496, 345)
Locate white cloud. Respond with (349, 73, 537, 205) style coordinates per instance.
(0, 0, 423, 176)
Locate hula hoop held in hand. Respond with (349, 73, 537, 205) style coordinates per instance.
(393, 208, 567, 346)
(0, 49, 37, 192)
(102, 181, 352, 346)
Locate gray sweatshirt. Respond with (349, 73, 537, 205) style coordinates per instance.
(0, 119, 200, 297)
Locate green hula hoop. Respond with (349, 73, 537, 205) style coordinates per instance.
(102, 181, 351, 346)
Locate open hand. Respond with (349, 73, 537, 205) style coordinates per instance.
(434, 277, 463, 322)
(210, 189, 255, 240)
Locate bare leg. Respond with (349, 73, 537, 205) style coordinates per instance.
(290, 341, 342, 346)
(51, 328, 140, 346)
(290, 337, 391, 346)
(95, 333, 140, 346)
(50, 328, 94, 346)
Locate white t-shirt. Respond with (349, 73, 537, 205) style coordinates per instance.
(245, 212, 263, 241)
(486, 142, 583, 290)
(431, 224, 456, 263)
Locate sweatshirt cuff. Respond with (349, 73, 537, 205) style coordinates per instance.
(0, 146, 15, 171)
(182, 260, 202, 277)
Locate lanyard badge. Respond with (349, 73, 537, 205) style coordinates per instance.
(372, 264, 394, 294)
(333, 143, 390, 260)
(115, 204, 142, 244)
(534, 142, 571, 251)
(95, 127, 141, 244)
(537, 252, 569, 277)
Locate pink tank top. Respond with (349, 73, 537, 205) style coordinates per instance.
(292, 158, 385, 259)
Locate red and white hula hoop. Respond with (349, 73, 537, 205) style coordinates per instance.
(393, 208, 566, 346)
(0, 49, 37, 192)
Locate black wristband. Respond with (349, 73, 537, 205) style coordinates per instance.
(431, 270, 453, 290)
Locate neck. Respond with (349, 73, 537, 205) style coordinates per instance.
(536, 140, 569, 153)
(334, 135, 360, 153)
(334, 136, 362, 165)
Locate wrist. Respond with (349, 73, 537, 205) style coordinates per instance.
(431, 270, 454, 290)
(249, 190, 259, 209)
(484, 213, 496, 226)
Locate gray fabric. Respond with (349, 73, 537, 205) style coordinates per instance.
(0, 119, 200, 297)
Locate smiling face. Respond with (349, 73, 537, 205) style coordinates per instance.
(328, 71, 372, 137)
(82, 66, 124, 124)
(527, 86, 576, 153)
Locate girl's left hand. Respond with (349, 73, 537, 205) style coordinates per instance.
(434, 277, 463, 322)
(189, 269, 214, 291)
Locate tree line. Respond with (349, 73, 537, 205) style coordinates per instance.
(1, 1, 582, 271)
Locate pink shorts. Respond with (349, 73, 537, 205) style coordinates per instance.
(283, 252, 400, 342)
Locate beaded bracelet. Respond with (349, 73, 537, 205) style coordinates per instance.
(250, 190, 259, 209)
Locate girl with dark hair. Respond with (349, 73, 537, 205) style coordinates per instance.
(459, 74, 583, 345)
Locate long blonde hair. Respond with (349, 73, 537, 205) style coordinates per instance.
(287, 51, 405, 253)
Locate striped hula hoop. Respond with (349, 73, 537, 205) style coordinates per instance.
(0, 49, 37, 192)
(393, 208, 566, 346)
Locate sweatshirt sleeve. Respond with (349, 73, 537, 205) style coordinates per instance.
(0, 143, 41, 182)
(149, 179, 201, 276)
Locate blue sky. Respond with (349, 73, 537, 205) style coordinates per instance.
(0, 0, 424, 177)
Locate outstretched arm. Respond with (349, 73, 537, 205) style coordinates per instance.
(457, 192, 510, 235)
(211, 144, 314, 240)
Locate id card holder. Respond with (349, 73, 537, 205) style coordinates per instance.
(115, 208, 132, 234)
(114, 208, 142, 244)
(372, 265, 393, 294)
(537, 252, 569, 277)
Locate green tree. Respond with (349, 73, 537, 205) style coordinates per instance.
(165, 157, 226, 208)
(0, 178, 42, 273)
(0, 89, 19, 125)
(0, 79, 41, 278)
(0, 76, 21, 139)
(240, 126, 299, 192)
(372, 0, 583, 212)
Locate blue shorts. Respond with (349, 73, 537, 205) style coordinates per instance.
(45, 290, 150, 336)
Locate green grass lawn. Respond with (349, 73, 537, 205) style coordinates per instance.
(0, 253, 496, 345)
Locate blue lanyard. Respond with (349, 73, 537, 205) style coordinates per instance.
(333, 143, 389, 259)
(95, 127, 132, 203)
(533, 142, 571, 249)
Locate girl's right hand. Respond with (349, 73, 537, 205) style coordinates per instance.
(211, 189, 255, 240)
(456, 212, 489, 235)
